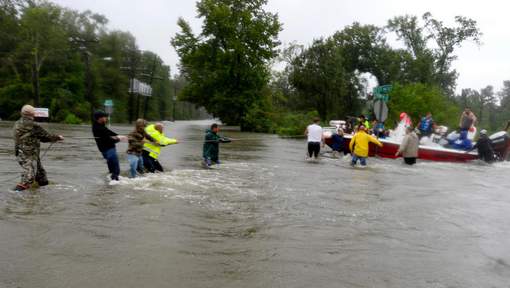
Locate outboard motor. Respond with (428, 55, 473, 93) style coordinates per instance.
(489, 131, 510, 160)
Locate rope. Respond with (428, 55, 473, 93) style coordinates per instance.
(40, 142, 55, 161)
(178, 135, 307, 144)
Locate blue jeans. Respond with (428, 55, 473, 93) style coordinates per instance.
(127, 154, 144, 178)
(101, 147, 120, 180)
(351, 154, 367, 166)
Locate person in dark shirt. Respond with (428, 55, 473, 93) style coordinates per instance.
(92, 111, 126, 181)
(468, 129, 496, 163)
(328, 128, 346, 157)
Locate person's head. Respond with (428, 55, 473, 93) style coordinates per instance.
(464, 107, 471, 114)
(93, 110, 109, 124)
(359, 115, 366, 121)
(406, 126, 414, 134)
(155, 122, 164, 133)
(135, 118, 147, 132)
(313, 117, 320, 124)
(358, 124, 366, 132)
(426, 112, 432, 118)
(211, 123, 219, 133)
(21, 104, 35, 118)
(337, 128, 344, 136)
(480, 129, 488, 137)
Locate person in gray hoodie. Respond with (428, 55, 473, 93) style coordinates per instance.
(395, 126, 419, 165)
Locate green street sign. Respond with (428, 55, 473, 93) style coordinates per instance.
(373, 85, 392, 102)
(104, 99, 113, 106)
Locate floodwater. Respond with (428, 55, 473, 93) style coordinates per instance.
(1, 120, 510, 288)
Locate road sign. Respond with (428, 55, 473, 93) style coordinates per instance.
(104, 99, 113, 115)
(34, 108, 49, 118)
(373, 100, 388, 122)
(129, 78, 152, 97)
(373, 84, 392, 102)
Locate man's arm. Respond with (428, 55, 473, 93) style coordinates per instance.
(396, 136, 408, 156)
(219, 135, 231, 143)
(33, 124, 62, 143)
(369, 135, 383, 147)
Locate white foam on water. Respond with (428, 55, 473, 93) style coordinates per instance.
(106, 162, 270, 212)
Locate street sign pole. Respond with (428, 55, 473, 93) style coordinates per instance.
(104, 99, 113, 127)
(372, 84, 392, 122)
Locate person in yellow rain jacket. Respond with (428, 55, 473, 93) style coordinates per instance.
(349, 125, 383, 167)
(142, 122, 178, 173)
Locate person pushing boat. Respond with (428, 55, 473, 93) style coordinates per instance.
(468, 129, 496, 163)
(305, 117, 323, 160)
(349, 125, 383, 167)
(395, 126, 419, 165)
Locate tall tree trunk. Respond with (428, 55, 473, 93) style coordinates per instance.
(84, 52, 94, 119)
(31, 58, 40, 106)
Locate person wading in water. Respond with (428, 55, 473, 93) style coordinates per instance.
(92, 110, 127, 181)
(349, 125, 383, 167)
(13, 105, 64, 191)
(202, 123, 231, 168)
(305, 117, 323, 160)
(142, 122, 178, 173)
(127, 119, 157, 178)
(395, 126, 419, 165)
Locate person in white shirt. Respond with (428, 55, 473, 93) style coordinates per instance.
(304, 117, 323, 159)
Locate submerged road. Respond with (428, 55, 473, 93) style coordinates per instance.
(1, 120, 510, 288)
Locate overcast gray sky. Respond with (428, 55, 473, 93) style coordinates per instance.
(54, 0, 509, 93)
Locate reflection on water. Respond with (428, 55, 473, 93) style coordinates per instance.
(1, 120, 510, 288)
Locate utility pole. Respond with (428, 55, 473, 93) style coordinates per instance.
(173, 81, 177, 122)
(31, 48, 40, 107)
(143, 56, 158, 119)
(126, 50, 139, 124)
(84, 50, 94, 119)
(69, 37, 98, 121)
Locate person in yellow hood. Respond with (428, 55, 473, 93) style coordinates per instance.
(142, 122, 178, 173)
(349, 125, 383, 166)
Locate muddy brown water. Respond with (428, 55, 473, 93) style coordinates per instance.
(1, 120, 510, 288)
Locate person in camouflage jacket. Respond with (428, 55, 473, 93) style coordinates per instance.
(13, 105, 63, 191)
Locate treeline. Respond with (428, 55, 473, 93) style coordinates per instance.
(2, 0, 509, 132)
(174, 0, 510, 134)
(0, 0, 207, 123)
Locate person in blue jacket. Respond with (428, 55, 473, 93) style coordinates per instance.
(418, 112, 435, 138)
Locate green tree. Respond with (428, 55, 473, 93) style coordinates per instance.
(388, 83, 460, 128)
(387, 12, 481, 96)
(479, 85, 497, 129)
(17, 2, 69, 106)
(171, 0, 281, 129)
(288, 38, 358, 120)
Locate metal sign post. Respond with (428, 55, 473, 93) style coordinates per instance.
(104, 99, 113, 126)
(372, 85, 392, 122)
